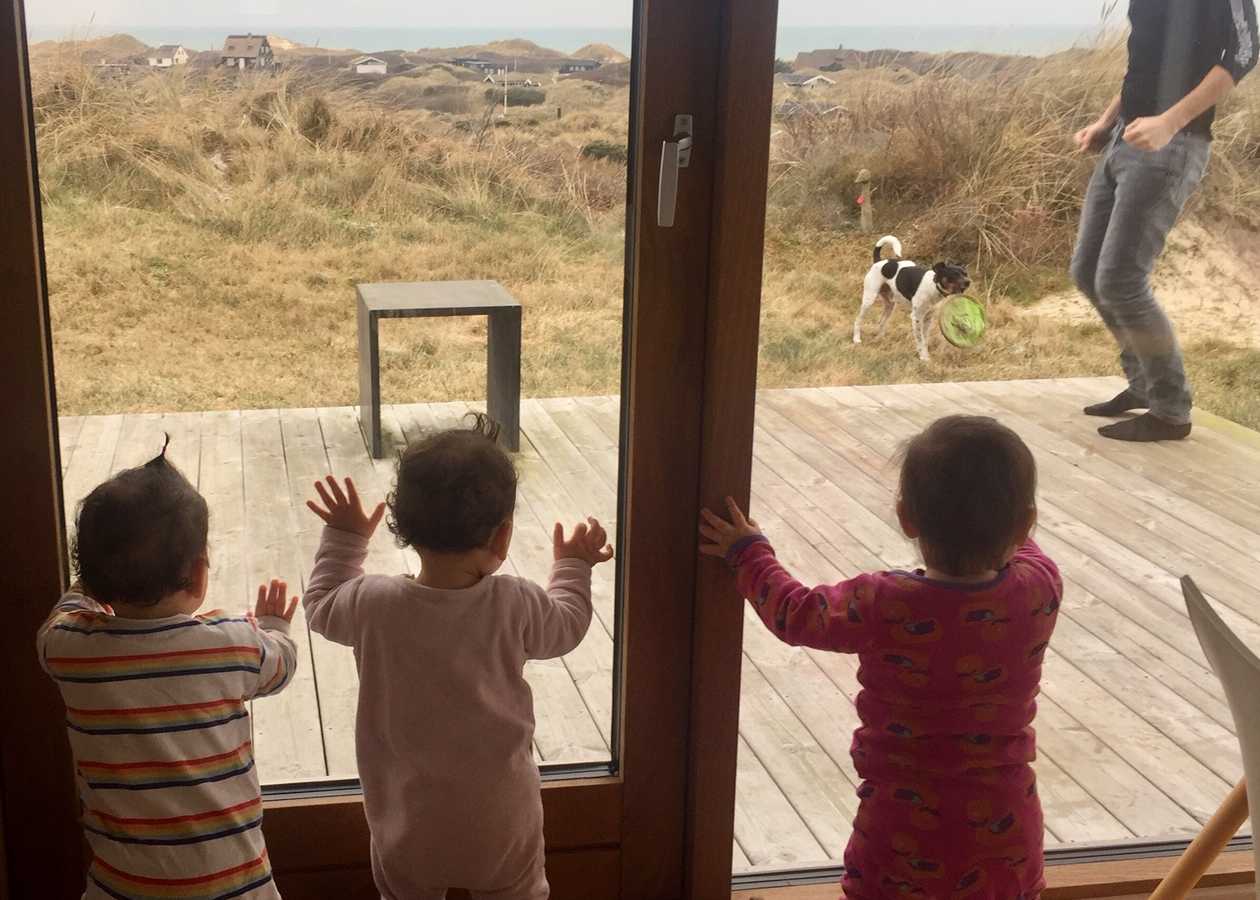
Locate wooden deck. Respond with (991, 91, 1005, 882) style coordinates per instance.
(57, 377, 1257, 873)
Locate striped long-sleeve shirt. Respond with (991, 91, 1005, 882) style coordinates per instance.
(37, 592, 298, 900)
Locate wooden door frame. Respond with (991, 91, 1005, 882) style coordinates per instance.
(0, 0, 83, 897)
(683, 1, 780, 897)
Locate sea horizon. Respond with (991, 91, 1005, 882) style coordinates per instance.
(26, 23, 1107, 59)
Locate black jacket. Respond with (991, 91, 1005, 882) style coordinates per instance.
(1122, 0, 1259, 136)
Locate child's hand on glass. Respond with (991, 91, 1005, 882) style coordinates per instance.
(699, 497, 761, 559)
(307, 475, 386, 539)
(254, 578, 299, 622)
(554, 518, 614, 565)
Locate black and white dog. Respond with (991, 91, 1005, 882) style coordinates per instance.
(853, 235, 971, 361)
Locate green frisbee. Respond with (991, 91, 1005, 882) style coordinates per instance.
(939, 296, 987, 349)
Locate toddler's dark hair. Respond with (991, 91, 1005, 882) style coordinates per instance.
(388, 413, 517, 554)
(73, 437, 210, 607)
(898, 415, 1037, 577)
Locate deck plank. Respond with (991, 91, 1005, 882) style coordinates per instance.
(239, 409, 326, 782)
(515, 403, 621, 728)
(738, 653, 856, 859)
(507, 485, 613, 762)
(902, 382, 1260, 649)
(275, 407, 358, 777)
(199, 412, 248, 615)
(948, 381, 1260, 563)
(1034, 693, 1200, 836)
(967, 382, 1260, 595)
(60, 412, 125, 540)
(57, 415, 85, 477)
(317, 405, 422, 775)
(510, 427, 616, 760)
(734, 735, 832, 870)
(1042, 378, 1260, 493)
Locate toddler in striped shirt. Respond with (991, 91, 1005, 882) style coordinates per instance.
(38, 441, 299, 899)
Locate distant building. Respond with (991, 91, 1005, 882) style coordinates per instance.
(147, 44, 189, 68)
(220, 34, 275, 70)
(559, 58, 601, 75)
(351, 55, 388, 75)
(452, 57, 500, 74)
(483, 71, 540, 88)
(93, 61, 132, 79)
(794, 48, 847, 72)
(783, 74, 836, 89)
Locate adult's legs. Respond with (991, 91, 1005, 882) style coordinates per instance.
(1070, 143, 1149, 401)
(1092, 137, 1209, 426)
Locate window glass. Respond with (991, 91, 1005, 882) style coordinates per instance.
(732, 0, 1256, 875)
(31, 1, 633, 784)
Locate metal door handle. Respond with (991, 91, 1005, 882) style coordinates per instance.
(658, 114, 693, 227)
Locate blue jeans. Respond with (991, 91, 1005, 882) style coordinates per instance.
(1070, 127, 1210, 425)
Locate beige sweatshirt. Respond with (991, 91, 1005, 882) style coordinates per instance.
(303, 526, 593, 896)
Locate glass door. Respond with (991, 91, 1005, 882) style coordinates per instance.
(3, 0, 742, 894)
(725, 0, 1255, 887)
(30, 1, 641, 789)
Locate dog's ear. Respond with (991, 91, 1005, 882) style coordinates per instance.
(933, 262, 947, 274)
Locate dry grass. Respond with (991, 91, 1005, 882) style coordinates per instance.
(30, 47, 1260, 429)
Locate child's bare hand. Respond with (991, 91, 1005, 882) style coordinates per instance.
(255, 579, 299, 622)
(554, 518, 614, 565)
(699, 497, 761, 559)
(307, 476, 386, 539)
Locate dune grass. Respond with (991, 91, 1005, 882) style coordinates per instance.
(30, 48, 1260, 428)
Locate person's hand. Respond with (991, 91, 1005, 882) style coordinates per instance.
(307, 475, 386, 539)
(1074, 120, 1112, 153)
(554, 518, 614, 565)
(254, 578, 299, 622)
(1123, 114, 1177, 152)
(699, 497, 761, 559)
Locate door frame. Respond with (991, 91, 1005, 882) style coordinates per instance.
(0, 0, 82, 896)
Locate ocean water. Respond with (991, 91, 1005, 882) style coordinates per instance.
(26, 23, 1103, 59)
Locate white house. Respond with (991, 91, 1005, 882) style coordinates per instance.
(147, 44, 189, 68)
(559, 58, 600, 75)
(351, 55, 387, 75)
(783, 74, 836, 89)
(483, 71, 540, 88)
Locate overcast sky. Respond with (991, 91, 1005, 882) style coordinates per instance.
(28, 0, 1116, 28)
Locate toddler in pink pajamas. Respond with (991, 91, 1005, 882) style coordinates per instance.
(702, 415, 1062, 900)
(302, 415, 613, 900)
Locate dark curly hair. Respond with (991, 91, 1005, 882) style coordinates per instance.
(72, 437, 210, 607)
(898, 415, 1037, 577)
(388, 413, 518, 554)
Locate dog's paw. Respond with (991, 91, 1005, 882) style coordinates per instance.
(853, 336, 862, 345)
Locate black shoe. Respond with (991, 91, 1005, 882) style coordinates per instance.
(1098, 413, 1191, 442)
(1084, 389, 1148, 417)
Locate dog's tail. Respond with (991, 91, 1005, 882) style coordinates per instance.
(873, 235, 903, 263)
